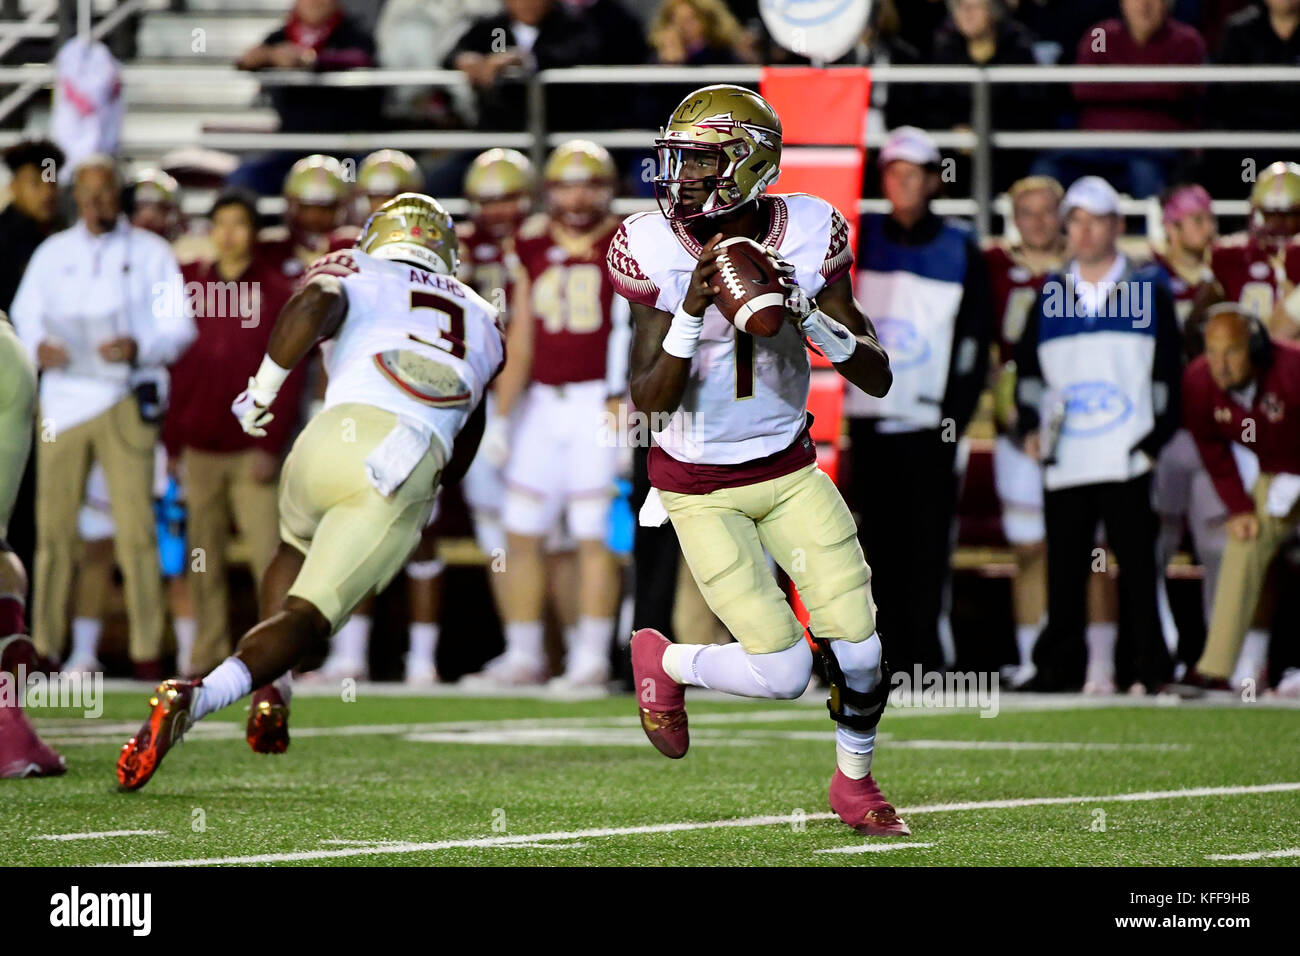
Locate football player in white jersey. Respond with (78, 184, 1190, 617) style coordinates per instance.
(116, 195, 505, 791)
(607, 85, 907, 835)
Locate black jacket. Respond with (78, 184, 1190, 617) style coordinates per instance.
(0, 204, 55, 314)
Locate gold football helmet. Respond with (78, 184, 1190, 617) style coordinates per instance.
(464, 147, 535, 239)
(284, 154, 348, 206)
(654, 85, 782, 221)
(544, 139, 615, 230)
(1249, 161, 1300, 247)
(358, 149, 424, 199)
(358, 193, 459, 276)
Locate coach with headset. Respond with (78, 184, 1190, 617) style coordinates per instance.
(11, 154, 193, 676)
(1182, 304, 1300, 688)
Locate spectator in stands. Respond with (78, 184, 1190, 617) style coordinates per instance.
(1033, 0, 1206, 197)
(232, 0, 376, 195)
(929, 0, 1055, 188)
(163, 190, 303, 677)
(0, 141, 64, 315)
(1180, 304, 1300, 691)
(1013, 175, 1182, 692)
(443, 0, 597, 131)
(566, 0, 652, 65)
(10, 155, 195, 678)
(649, 0, 751, 65)
(845, 127, 992, 675)
(1209, 0, 1300, 184)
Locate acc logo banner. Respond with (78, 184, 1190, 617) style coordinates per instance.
(1060, 381, 1133, 436)
(759, 0, 872, 63)
(872, 317, 930, 371)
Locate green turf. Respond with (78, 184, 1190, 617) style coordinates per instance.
(6, 690, 1300, 866)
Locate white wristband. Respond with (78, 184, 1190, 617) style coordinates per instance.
(249, 354, 290, 403)
(662, 304, 704, 359)
(800, 310, 857, 364)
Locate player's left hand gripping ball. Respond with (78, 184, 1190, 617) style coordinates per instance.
(232, 379, 274, 437)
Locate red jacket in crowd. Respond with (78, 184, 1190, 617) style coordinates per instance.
(1073, 17, 1206, 130)
(1183, 339, 1300, 515)
(162, 254, 304, 458)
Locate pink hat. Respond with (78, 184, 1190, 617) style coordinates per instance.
(1162, 184, 1212, 225)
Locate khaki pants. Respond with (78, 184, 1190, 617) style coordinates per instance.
(182, 447, 281, 674)
(659, 463, 876, 654)
(279, 404, 444, 629)
(33, 397, 163, 661)
(1198, 474, 1300, 678)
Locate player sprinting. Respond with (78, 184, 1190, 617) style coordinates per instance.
(607, 85, 907, 835)
(116, 195, 504, 790)
(466, 140, 629, 688)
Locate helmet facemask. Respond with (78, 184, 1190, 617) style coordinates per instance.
(654, 139, 751, 221)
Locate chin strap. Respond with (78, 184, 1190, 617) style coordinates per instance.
(812, 635, 891, 732)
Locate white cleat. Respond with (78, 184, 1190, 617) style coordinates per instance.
(547, 660, 611, 691)
(403, 656, 440, 687)
(1083, 676, 1116, 696)
(62, 655, 102, 676)
(459, 654, 547, 688)
(299, 655, 367, 684)
(1272, 668, 1300, 698)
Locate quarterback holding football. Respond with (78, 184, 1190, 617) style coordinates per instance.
(606, 84, 907, 835)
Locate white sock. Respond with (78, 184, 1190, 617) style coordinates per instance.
(574, 616, 613, 664)
(1231, 629, 1269, 687)
(192, 657, 252, 720)
(504, 620, 544, 662)
(270, 669, 292, 705)
(333, 615, 370, 665)
(661, 642, 699, 684)
(1085, 622, 1117, 683)
(831, 635, 883, 779)
(408, 622, 439, 668)
(173, 616, 197, 675)
(1015, 620, 1042, 668)
(670, 640, 812, 699)
(71, 617, 101, 661)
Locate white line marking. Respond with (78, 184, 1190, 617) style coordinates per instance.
(102, 781, 1300, 867)
(816, 842, 936, 854)
(1206, 847, 1300, 860)
(34, 829, 166, 841)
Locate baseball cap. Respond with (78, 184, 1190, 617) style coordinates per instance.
(879, 126, 940, 168)
(1061, 176, 1120, 218)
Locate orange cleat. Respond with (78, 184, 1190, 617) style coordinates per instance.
(116, 679, 198, 792)
(828, 769, 911, 836)
(246, 684, 290, 754)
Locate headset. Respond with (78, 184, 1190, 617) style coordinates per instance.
(1204, 301, 1273, 371)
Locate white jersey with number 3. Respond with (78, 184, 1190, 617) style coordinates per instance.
(607, 193, 852, 465)
(307, 249, 505, 457)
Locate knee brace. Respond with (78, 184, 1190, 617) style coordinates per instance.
(814, 633, 890, 732)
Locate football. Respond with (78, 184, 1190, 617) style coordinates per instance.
(713, 237, 788, 337)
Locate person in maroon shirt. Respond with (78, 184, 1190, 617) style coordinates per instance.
(162, 189, 304, 675)
(1031, 0, 1206, 197)
(1180, 305, 1300, 688)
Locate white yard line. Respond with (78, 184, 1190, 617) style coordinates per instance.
(103, 781, 1300, 867)
(1206, 847, 1300, 860)
(816, 842, 936, 854)
(34, 829, 166, 841)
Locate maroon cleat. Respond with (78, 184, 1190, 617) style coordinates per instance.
(829, 769, 911, 836)
(246, 684, 290, 754)
(631, 628, 689, 759)
(0, 703, 66, 778)
(116, 679, 199, 791)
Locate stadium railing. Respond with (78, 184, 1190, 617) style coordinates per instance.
(3, 61, 1299, 234)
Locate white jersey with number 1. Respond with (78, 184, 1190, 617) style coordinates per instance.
(606, 193, 852, 465)
(305, 249, 506, 459)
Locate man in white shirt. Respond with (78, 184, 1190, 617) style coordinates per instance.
(11, 155, 194, 676)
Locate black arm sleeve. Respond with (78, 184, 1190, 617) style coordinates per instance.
(1135, 282, 1184, 459)
(940, 236, 994, 436)
(1013, 289, 1046, 438)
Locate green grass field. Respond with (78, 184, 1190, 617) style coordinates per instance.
(7, 686, 1300, 866)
